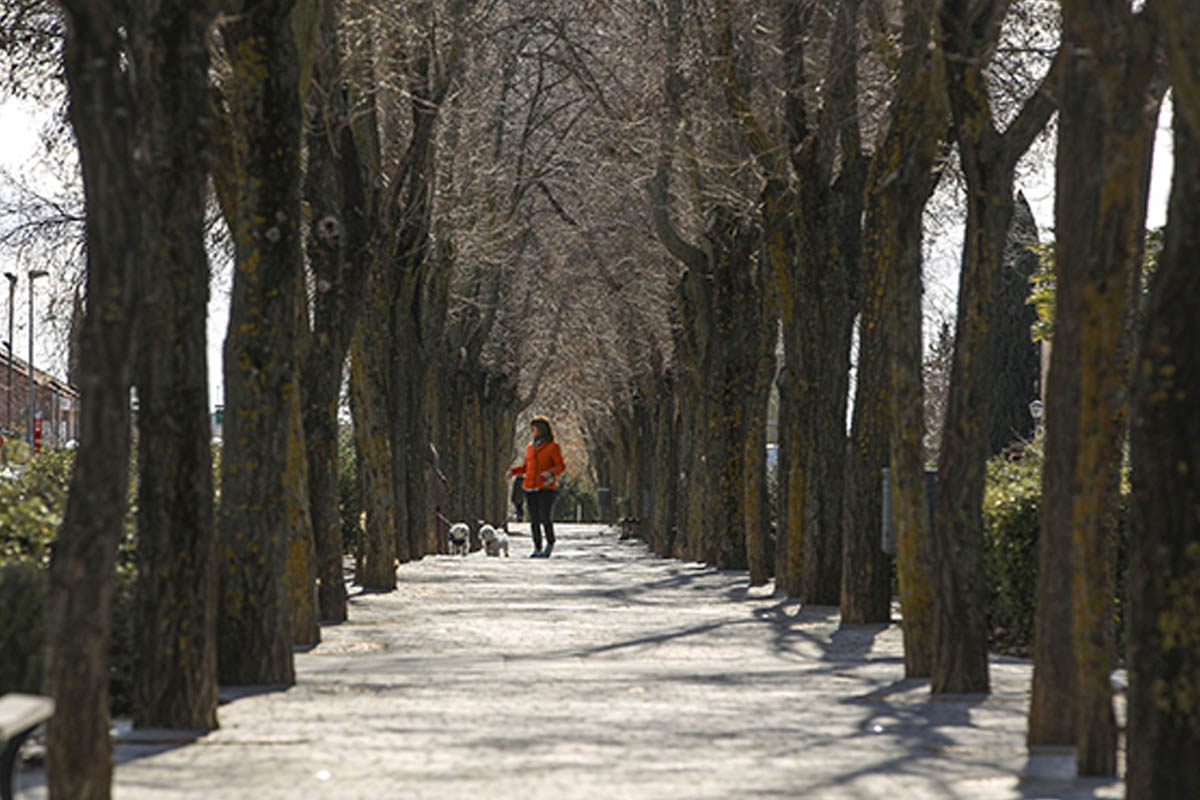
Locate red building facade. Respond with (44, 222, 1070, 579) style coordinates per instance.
(0, 350, 79, 448)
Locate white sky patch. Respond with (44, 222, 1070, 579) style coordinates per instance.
(924, 96, 1173, 353)
(2, 95, 230, 409)
(1, 97, 67, 381)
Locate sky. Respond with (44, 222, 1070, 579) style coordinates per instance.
(0, 94, 1176, 414)
(1, 95, 230, 410)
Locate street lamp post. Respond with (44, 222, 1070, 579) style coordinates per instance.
(4, 272, 15, 433)
(28, 269, 48, 446)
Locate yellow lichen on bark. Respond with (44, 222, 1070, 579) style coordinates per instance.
(1154, 542, 1200, 715)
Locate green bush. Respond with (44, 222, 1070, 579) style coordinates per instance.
(108, 563, 138, 716)
(982, 442, 1129, 659)
(0, 447, 139, 714)
(0, 450, 73, 696)
(554, 474, 598, 522)
(983, 448, 1043, 657)
(1, 449, 75, 565)
(0, 559, 46, 695)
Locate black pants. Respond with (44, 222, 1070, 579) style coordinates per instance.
(527, 489, 558, 551)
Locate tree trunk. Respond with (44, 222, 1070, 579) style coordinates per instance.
(795, 224, 855, 606)
(389, 264, 434, 562)
(649, 372, 679, 556)
(283, 370, 319, 646)
(934, 0, 1059, 695)
(350, 320, 397, 589)
(775, 360, 807, 597)
(1126, 80, 1200, 799)
(829, 165, 883, 623)
(740, 253, 776, 586)
(861, 0, 946, 677)
(302, 357, 346, 620)
(132, 0, 220, 730)
(843, 255, 891, 625)
(44, 7, 140, 796)
(1029, 5, 1160, 771)
(931, 178, 1004, 695)
(214, 0, 308, 686)
(300, 0, 376, 623)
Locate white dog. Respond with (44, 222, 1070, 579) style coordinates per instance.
(480, 523, 509, 557)
(447, 522, 470, 556)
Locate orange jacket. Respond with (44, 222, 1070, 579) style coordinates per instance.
(509, 440, 565, 491)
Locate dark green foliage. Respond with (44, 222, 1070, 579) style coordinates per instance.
(0, 559, 46, 694)
(988, 195, 1041, 456)
(0, 453, 70, 694)
(983, 449, 1043, 656)
(1, 450, 75, 565)
(107, 563, 137, 716)
(983, 443, 1129, 658)
(0, 448, 139, 714)
(554, 474, 599, 522)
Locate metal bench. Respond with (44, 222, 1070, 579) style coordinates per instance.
(0, 693, 54, 800)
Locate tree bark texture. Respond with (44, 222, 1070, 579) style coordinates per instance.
(283, 369, 319, 646)
(1029, 4, 1159, 772)
(740, 251, 777, 586)
(44, 6, 140, 796)
(300, 0, 375, 623)
(215, 0, 307, 686)
(388, 262, 433, 562)
(350, 317, 398, 589)
(359, 32, 464, 564)
(673, 211, 763, 573)
(1126, 82, 1200, 800)
(648, 371, 680, 557)
(843, 317, 892, 625)
(769, 0, 863, 608)
(860, 0, 946, 677)
(131, 0, 221, 730)
(934, 0, 1059, 695)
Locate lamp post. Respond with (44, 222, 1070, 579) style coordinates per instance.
(27, 269, 48, 446)
(4, 272, 15, 432)
(1029, 398, 1044, 439)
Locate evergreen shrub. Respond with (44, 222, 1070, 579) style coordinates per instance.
(0, 559, 46, 694)
(982, 442, 1129, 659)
(554, 474, 598, 522)
(982, 447, 1043, 657)
(0, 448, 138, 713)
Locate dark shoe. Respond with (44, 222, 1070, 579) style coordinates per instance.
(542, 544, 554, 557)
(530, 549, 544, 558)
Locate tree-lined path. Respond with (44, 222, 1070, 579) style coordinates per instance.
(22, 525, 1122, 799)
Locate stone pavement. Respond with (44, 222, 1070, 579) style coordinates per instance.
(18, 524, 1124, 799)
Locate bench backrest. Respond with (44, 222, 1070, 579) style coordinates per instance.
(0, 693, 55, 743)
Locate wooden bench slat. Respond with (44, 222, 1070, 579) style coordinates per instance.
(0, 694, 55, 743)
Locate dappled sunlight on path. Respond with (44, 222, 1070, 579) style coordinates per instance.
(20, 524, 1123, 799)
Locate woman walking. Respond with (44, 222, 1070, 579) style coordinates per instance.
(508, 417, 566, 557)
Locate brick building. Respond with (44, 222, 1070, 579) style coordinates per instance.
(0, 349, 80, 448)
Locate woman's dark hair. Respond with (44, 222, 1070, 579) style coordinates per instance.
(530, 417, 553, 442)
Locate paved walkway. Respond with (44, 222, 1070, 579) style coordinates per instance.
(19, 524, 1123, 799)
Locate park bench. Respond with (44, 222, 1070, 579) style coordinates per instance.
(0, 693, 54, 800)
